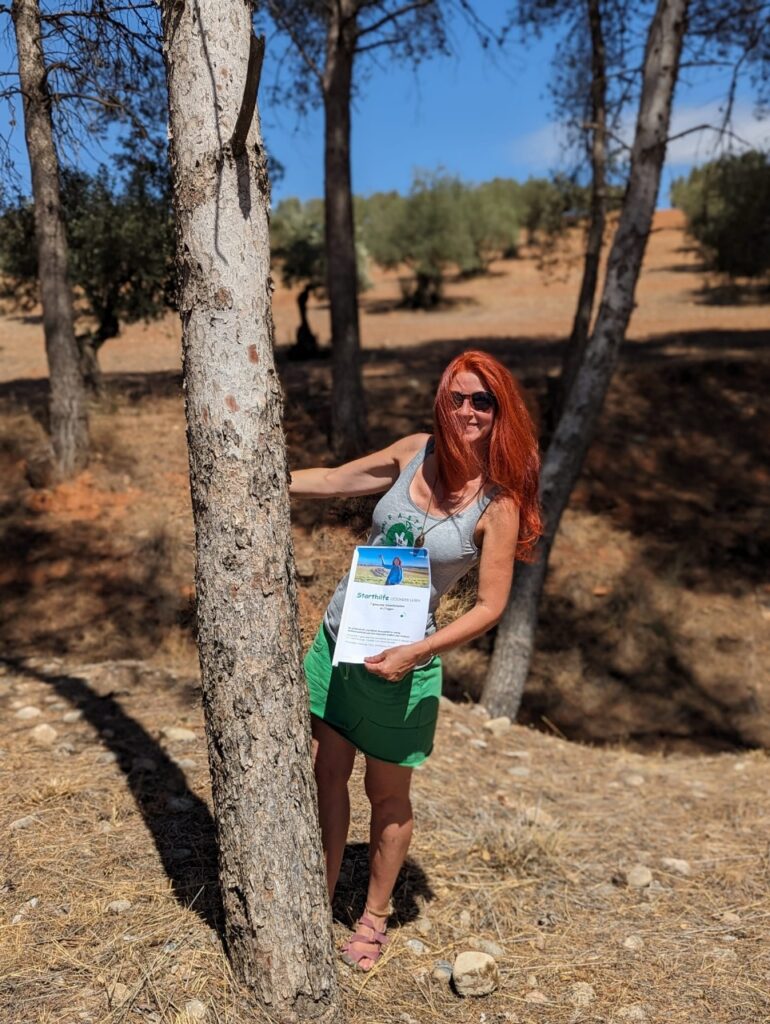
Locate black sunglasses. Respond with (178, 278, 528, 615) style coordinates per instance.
(450, 390, 496, 412)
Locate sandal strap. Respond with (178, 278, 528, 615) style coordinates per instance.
(356, 915, 389, 943)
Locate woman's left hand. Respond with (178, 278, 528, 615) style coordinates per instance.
(364, 645, 423, 683)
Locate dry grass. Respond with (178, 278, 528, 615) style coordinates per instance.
(2, 656, 769, 1024)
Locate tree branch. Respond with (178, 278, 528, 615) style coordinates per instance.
(230, 33, 265, 157)
(355, 0, 433, 40)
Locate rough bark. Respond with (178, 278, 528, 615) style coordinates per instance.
(159, 2, 340, 1018)
(323, 1, 367, 458)
(483, 0, 689, 718)
(12, 0, 89, 478)
(557, 0, 608, 413)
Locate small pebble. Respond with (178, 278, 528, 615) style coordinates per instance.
(469, 739, 488, 750)
(405, 938, 426, 954)
(30, 724, 58, 745)
(617, 1005, 648, 1022)
(10, 815, 38, 831)
(720, 911, 741, 926)
(97, 752, 118, 764)
(459, 909, 472, 929)
(162, 726, 196, 743)
(623, 934, 645, 951)
(453, 723, 473, 737)
(106, 981, 130, 1006)
(184, 999, 207, 1021)
(525, 990, 549, 1004)
(522, 805, 556, 828)
(106, 899, 132, 915)
(661, 857, 691, 876)
(570, 981, 595, 1007)
(508, 766, 530, 778)
(15, 706, 42, 720)
(415, 916, 433, 936)
(175, 758, 198, 770)
(482, 716, 511, 737)
(622, 773, 646, 787)
(431, 959, 453, 982)
(625, 864, 653, 888)
(472, 938, 504, 957)
(62, 710, 83, 723)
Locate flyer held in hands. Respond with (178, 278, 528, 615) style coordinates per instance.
(332, 546, 431, 666)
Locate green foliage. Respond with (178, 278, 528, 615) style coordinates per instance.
(671, 152, 770, 278)
(271, 197, 371, 293)
(0, 159, 175, 341)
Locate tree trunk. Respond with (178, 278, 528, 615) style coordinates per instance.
(483, 0, 689, 718)
(557, 0, 608, 414)
(159, 3, 340, 1018)
(323, 2, 367, 458)
(12, 0, 89, 478)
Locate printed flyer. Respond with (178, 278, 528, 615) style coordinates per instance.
(332, 546, 432, 666)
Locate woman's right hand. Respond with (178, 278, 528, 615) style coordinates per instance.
(289, 433, 429, 499)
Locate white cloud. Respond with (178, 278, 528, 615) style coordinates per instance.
(509, 99, 769, 176)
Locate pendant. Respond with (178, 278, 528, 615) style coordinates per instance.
(414, 535, 424, 548)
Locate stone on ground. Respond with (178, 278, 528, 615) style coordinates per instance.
(30, 723, 58, 745)
(10, 815, 38, 830)
(106, 899, 132, 915)
(661, 857, 691, 876)
(472, 938, 505, 957)
(452, 950, 499, 996)
(522, 804, 556, 828)
(570, 981, 596, 1006)
(623, 934, 645, 951)
(431, 959, 453, 982)
(184, 999, 207, 1020)
(15, 706, 42, 720)
(625, 864, 653, 888)
(161, 726, 196, 743)
(405, 938, 426, 954)
(482, 716, 512, 737)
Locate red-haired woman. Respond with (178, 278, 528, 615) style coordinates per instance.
(290, 350, 542, 971)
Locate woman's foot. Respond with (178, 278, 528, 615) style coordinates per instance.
(340, 910, 389, 971)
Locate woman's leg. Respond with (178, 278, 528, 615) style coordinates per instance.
(343, 755, 414, 969)
(311, 716, 357, 900)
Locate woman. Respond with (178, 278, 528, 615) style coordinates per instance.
(380, 554, 403, 586)
(290, 350, 542, 971)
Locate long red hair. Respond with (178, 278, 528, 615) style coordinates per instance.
(433, 350, 543, 562)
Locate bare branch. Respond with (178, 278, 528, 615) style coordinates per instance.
(355, 0, 433, 40)
(264, 1, 324, 82)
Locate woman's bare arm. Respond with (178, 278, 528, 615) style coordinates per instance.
(364, 497, 520, 681)
(289, 433, 429, 499)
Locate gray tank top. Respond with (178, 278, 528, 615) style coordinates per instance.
(324, 440, 496, 640)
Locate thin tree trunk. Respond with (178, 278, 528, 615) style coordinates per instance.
(323, 2, 367, 458)
(160, 3, 340, 1018)
(12, 0, 89, 478)
(483, 0, 689, 718)
(557, 0, 608, 413)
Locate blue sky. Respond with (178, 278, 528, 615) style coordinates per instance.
(1, 3, 768, 206)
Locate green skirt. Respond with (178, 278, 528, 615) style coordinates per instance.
(304, 623, 442, 768)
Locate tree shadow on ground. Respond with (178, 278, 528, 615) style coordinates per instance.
(0, 657, 224, 932)
(332, 840, 434, 927)
(692, 280, 770, 307)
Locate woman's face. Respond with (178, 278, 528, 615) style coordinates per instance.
(450, 371, 495, 446)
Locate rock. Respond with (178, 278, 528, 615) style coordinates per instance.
(97, 752, 118, 764)
(10, 815, 38, 831)
(469, 739, 488, 750)
(30, 724, 58, 745)
(175, 758, 198, 769)
(508, 766, 530, 778)
(453, 722, 473, 737)
(15, 706, 42, 720)
(96, 821, 114, 834)
(471, 938, 505, 958)
(570, 982, 596, 1007)
(616, 1005, 648, 1022)
(162, 726, 196, 743)
(167, 796, 194, 813)
(503, 750, 531, 759)
(720, 911, 741, 926)
(623, 934, 645, 951)
(295, 559, 315, 581)
(470, 704, 490, 718)
(459, 909, 472, 930)
(405, 938, 426, 954)
(525, 990, 549, 1004)
(522, 805, 556, 829)
(106, 981, 130, 1006)
(184, 999, 207, 1021)
(62, 710, 83, 723)
(452, 951, 499, 996)
(625, 864, 653, 888)
(415, 916, 433, 936)
(431, 959, 453, 982)
(26, 897, 39, 909)
(661, 857, 691, 876)
(106, 899, 132, 915)
(622, 773, 646, 787)
(482, 716, 511, 737)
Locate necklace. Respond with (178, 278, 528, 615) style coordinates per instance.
(414, 479, 486, 548)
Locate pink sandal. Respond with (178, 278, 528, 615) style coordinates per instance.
(340, 914, 390, 971)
